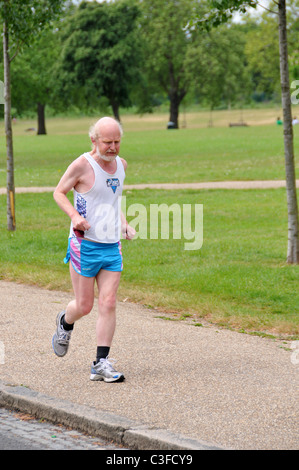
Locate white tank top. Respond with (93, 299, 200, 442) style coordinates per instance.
(70, 152, 125, 243)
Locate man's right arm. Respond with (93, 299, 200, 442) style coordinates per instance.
(53, 160, 91, 232)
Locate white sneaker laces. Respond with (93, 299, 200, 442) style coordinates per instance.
(99, 357, 117, 371)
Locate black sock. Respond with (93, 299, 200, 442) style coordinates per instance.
(96, 346, 110, 363)
(61, 313, 74, 331)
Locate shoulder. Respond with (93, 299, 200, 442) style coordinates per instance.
(68, 154, 90, 174)
(63, 154, 92, 183)
(55, 154, 91, 194)
(120, 157, 127, 171)
(72, 154, 89, 168)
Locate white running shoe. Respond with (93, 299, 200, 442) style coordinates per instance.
(90, 357, 125, 383)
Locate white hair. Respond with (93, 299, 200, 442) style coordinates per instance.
(89, 117, 123, 142)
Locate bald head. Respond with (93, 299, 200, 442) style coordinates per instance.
(89, 116, 123, 163)
(89, 117, 123, 142)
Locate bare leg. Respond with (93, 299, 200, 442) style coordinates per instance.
(65, 263, 96, 324)
(95, 269, 121, 347)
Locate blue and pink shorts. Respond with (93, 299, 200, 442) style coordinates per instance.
(64, 236, 123, 277)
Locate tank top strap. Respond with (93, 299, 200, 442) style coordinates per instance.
(83, 152, 100, 173)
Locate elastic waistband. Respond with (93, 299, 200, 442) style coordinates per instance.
(72, 236, 120, 249)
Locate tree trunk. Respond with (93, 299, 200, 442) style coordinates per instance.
(168, 85, 187, 130)
(169, 91, 180, 129)
(3, 22, 16, 231)
(37, 102, 47, 135)
(278, 0, 299, 263)
(110, 100, 121, 123)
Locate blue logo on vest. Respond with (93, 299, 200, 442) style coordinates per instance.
(106, 178, 120, 194)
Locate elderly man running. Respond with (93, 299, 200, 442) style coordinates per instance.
(52, 117, 135, 382)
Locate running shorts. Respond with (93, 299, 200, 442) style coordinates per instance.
(64, 236, 123, 277)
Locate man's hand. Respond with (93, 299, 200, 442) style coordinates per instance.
(120, 211, 136, 240)
(121, 223, 136, 240)
(71, 213, 91, 232)
(125, 224, 136, 240)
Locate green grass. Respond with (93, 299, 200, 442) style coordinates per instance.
(0, 189, 298, 338)
(0, 111, 299, 186)
(122, 125, 294, 183)
(0, 134, 91, 187)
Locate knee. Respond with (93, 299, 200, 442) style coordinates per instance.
(77, 299, 94, 316)
(99, 293, 117, 312)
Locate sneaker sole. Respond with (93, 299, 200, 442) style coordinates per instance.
(90, 373, 125, 383)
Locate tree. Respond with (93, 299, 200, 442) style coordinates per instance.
(185, 24, 251, 122)
(192, 0, 298, 264)
(52, 0, 142, 122)
(0, 0, 64, 231)
(140, 0, 207, 129)
(244, 15, 281, 100)
(287, 0, 299, 80)
(278, 0, 298, 264)
(11, 28, 61, 135)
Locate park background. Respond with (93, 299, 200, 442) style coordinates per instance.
(0, 0, 298, 340)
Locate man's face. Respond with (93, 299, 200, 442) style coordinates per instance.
(96, 125, 121, 162)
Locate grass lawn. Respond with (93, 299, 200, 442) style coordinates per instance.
(0, 109, 299, 186)
(0, 108, 298, 339)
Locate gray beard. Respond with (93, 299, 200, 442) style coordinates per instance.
(96, 146, 117, 162)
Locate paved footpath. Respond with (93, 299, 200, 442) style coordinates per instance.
(0, 281, 298, 450)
